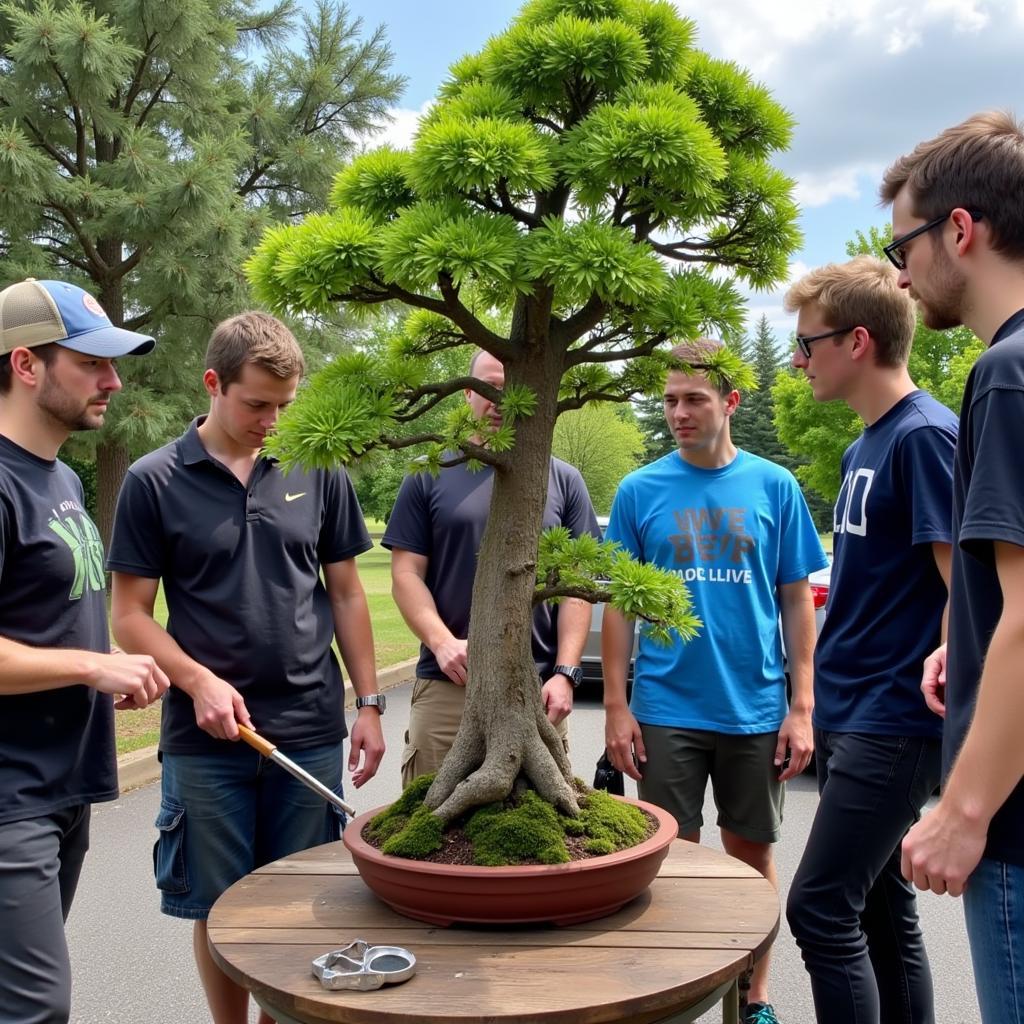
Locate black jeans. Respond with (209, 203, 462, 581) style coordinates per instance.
(786, 730, 941, 1024)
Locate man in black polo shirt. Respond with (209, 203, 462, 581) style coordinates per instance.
(108, 312, 385, 1024)
(0, 278, 167, 1024)
(881, 111, 1024, 1023)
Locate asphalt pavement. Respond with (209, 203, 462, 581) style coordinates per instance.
(67, 682, 980, 1023)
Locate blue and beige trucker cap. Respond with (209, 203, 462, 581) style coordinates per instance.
(0, 279, 155, 357)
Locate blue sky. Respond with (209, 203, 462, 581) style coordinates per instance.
(337, 0, 1024, 342)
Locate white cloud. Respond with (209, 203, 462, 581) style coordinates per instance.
(793, 165, 882, 208)
(374, 100, 433, 150)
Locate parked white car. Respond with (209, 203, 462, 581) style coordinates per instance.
(579, 517, 832, 688)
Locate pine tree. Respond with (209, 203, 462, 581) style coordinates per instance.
(0, 0, 404, 539)
(247, 0, 800, 822)
(730, 315, 786, 459)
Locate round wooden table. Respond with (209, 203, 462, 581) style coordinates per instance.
(208, 839, 779, 1024)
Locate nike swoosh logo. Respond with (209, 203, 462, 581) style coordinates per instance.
(284, 492, 307, 502)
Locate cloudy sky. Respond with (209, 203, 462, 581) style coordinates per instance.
(337, 0, 1024, 341)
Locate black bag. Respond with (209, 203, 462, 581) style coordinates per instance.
(593, 749, 625, 795)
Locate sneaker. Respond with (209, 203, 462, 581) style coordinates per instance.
(743, 1003, 780, 1024)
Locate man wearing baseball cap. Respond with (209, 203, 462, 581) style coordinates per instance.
(0, 279, 168, 1024)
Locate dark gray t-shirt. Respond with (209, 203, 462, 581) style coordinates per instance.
(382, 457, 599, 681)
(107, 419, 372, 754)
(0, 436, 116, 825)
(947, 308, 1024, 866)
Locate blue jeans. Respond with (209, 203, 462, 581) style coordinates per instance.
(156, 742, 345, 919)
(964, 856, 1024, 1023)
(787, 730, 941, 1024)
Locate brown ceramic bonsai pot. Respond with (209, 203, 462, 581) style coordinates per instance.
(342, 795, 678, 926)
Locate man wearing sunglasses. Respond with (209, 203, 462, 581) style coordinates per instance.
(784, 256, 957, 1024)
(881, 110, 1024, 1024)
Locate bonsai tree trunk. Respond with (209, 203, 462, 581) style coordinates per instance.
(425, 335, 581, 823)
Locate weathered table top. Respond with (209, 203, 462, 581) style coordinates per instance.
(208, 838, 779, 1024)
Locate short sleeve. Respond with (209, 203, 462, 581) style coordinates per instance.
(897, 425, 956, 547)
(381, 473, 432, 555)
(605, 477, 643, 561)
(106, 469, 165, 578)
(777, 475, 829, 584)
(319, 470, 372, 565)
(960, 386, 1024, 559)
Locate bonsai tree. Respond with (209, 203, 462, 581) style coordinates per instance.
(246, 0, 798, 829)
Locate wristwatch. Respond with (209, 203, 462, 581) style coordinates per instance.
(553, 664, 583, 689)
(355, 693, 387, 714)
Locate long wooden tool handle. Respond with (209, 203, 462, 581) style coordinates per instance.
(237, 724, 276, 758)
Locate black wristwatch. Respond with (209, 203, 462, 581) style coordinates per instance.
(355, 693, 386, 714)
(553, 664, 583, 689)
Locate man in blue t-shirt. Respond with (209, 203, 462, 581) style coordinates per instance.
(881, 111, 1024, 1024)
(603, 339, 827, 1024)
(0, 279, 167, 1024)
(784, 256, 957, 1024)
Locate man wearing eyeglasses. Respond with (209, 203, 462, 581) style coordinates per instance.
(784, 256, 957, 1024)
(880, 110, 1024, 1024)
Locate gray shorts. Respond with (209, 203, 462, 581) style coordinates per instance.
(0, 804, 91, 1024)
(637, 725, 784, 843)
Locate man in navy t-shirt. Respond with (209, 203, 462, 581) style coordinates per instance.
(0, 279, 166, 1024)
(784, 256, 957, 1024)
(881, 111, 1024, 1024)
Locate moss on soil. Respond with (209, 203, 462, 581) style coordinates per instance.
(367, 775, 650, 866)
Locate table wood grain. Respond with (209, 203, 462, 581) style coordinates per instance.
(208, 839, 779, 1024)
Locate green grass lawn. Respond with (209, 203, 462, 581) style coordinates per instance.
(115, 525, 419, 755)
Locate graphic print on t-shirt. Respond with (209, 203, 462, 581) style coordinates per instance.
(834, 468, 875, 537)
(667, 506, 754, 584)
(47, 501, 104, 600)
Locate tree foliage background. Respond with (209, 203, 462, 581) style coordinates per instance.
(773, 226, 984, 506)
(0, 0, 404, 535)
(551, 402, 644, 515)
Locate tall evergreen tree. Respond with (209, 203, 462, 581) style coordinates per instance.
(0, 0, 404, 539)
(730, 314, 784, 458)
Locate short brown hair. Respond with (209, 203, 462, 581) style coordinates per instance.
(784, 256, 916, 368)
(0, 342, 59, 395)
(880, 110, 1024, 260)
(667, 339, 733, 396)
(205, 312, 304, 389)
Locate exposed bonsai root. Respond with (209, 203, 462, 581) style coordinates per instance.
(430, 754, 520, 823)
(424, 720, 486, 810)
(520, 731, 580, 816)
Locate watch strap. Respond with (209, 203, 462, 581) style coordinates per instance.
(553, 664, 583, 688)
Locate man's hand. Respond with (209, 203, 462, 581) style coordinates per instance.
(605, 705, 645, 781)
(348, 708, 386, 788)
(87, 651, 170, 710)
(901, 800, 988, 897)
(431, 637, 468, 686)
(776, 706, 814, 781)
(542, 673, 573, 724)
(921, 643, 947, 718)
(190, 672, 252, 740)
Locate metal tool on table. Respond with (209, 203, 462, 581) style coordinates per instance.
(312, 939, 416, 991)
(237, 724, 355, 817)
